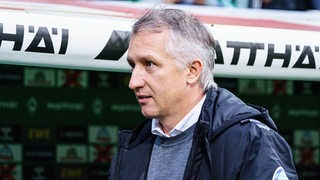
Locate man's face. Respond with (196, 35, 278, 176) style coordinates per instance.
(127, 30, 188, 120)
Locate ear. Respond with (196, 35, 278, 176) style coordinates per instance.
(186, 60, 202, 85)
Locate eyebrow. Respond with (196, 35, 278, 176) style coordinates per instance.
(127, 55, 158, 65)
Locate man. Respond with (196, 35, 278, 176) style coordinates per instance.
(108, 8, 298, 179)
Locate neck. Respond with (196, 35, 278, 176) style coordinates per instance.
(159, 90, 205, 135)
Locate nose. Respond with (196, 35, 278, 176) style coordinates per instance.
(128, 68, 145, 90)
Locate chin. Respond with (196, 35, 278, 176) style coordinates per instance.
(141, 110, 157, 119)
(142, 113, 154, 119)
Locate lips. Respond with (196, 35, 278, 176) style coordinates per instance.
(136, 94, 152, 104)
(137, 95, 150, 99)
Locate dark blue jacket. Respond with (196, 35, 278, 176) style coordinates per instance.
(109, 87, 298, 179)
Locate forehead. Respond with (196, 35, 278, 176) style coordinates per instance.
(130, 29, 169, 44)
(127, 30, 171, 61)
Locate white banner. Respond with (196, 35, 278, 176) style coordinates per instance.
(0, 10, 133, 71)
(209, 25, 320, 80)
(0, 8, 319, 80)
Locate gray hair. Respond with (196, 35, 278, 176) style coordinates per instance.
(131, 8, 217, 91)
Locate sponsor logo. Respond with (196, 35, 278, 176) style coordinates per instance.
(110, 103, 140, 112)
(0, 164, 22, 180)
(58, 165, 86, 179)
(294, 130, 319, 166)
(57, 126, 87, 143)
(46, 101, 85, 111)
(24, 145, 55, 162)
(0, 144, 22, 162)
(27, 127, 52, 141)
(57, 145, 87, 163)
(23, 165, 54, 180)
(288, 109, 319, 118)
(0, 127, 13, 141)
(215, 41, 320, 70)
(89, 71, 118, 88)
(0, 23, 68, 54)
(271, 104, 281, 121)
(27, 96, 38, 114)
(267, 80, 293, 96)
(24, 68, 56, 87)
(89, 145, 115, 163)
(92, 98, 103, 117)
(89, 164, 109, 178)
(238, 79, 266, 95)
(0, 126, 21, 142)
(0, 144, 13, 161)
(95, 30, 130, 60)
(57, 70, 88, 88)
(96, 127, 111, 142)
(272, 167, 288, 180)
(2, 22, 319, 72)
(0, 22, 130, 61)
(0, 67, 22, 85)
(0, 100, 18, 110)
(89, 126, 118, 144)
(294, 81, 319, 95)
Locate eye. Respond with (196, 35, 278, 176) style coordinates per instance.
(130, 63, 135, 69)
(145, 61, 154, 68)
(128, 61, 135, 69)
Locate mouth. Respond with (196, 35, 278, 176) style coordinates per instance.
(136, 95, 152, 104)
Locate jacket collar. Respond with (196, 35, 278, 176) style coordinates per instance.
(119, 119, 155, 150)
(119, 86, 277, 149)
(199, 86, 278, 138)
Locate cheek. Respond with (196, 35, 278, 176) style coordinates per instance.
(151, 68, 187, 97)
(159, 79, 186, 102)
(154, 77, 182, 96)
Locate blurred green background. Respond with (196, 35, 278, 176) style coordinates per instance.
(0, 64, 319, 179)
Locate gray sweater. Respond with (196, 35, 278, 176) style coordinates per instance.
(147, 125, 196, 180)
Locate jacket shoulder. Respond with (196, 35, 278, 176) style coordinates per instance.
(211, 118, 297, 179)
